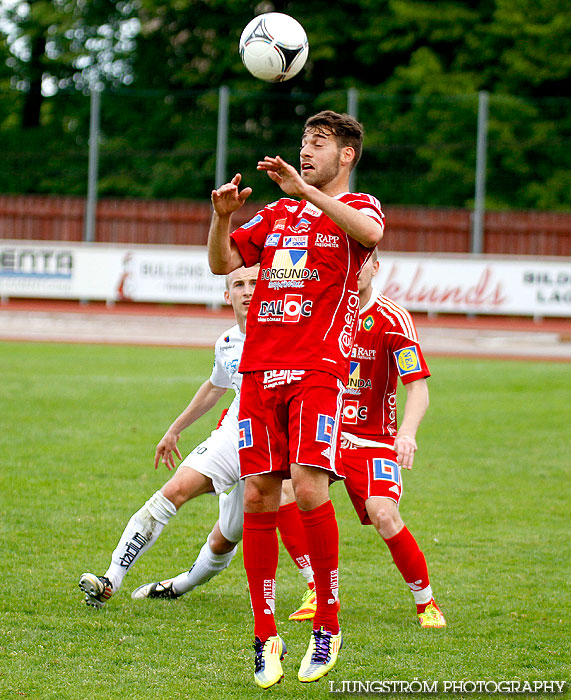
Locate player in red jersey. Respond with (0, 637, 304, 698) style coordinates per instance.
(208, 111, 384, 687)
(340, 248, 446, 628)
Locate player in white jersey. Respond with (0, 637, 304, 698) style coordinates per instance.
(79, 265, 316, 609)
(78, 266, 258, 607)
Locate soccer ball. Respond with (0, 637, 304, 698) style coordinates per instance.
(239, 13, 309, 83)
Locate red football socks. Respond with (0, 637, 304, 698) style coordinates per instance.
(384, 525, 430, 603)
(299, 500, 340, 634)
(277, 501, 313, 577)
(243, 511, 279, 642)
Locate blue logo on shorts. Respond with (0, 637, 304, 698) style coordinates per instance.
(238, 419, 253, 449)
(316, 414, 335, 444)
(372, 458, 400, 484)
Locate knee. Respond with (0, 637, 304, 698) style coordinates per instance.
(161, 482, 186, 510)
(368, 500, 403, 539)
(244, 476, 281, 512)
(161, 468, 213, 510)
(243, 481, 265, 511)
(290, 465, 329, 511)
(293, 482, 321, 511)
(208, 527, 237, 555)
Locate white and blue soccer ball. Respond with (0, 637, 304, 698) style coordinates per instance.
(239, 12, 309, 83)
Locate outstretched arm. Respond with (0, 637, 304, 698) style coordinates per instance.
(154, 380, 228, 470)
(394, 378, 429, 470)
(208, 173, 250, 274)
(257, 155, 383, 248)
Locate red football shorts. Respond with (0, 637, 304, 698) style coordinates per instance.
(238, 370, 345, 479)
(341, 444, 402, 524)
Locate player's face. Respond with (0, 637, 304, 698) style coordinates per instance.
(299, 129, 343, 189)
(225, 265, 259, 324)
(358, 255, 379, 294)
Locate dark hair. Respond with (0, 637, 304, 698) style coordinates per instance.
(303, 110, 364, 170)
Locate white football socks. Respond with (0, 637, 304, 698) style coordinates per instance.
(104, 490, 177, 591)
(171, 539, 237, 595)
(410, 584, 434, 606)
(298, 562, 315, 586)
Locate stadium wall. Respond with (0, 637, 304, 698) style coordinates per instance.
(0, 194, 569, 256)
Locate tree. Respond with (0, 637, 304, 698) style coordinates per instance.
(0, 0, 568, 208)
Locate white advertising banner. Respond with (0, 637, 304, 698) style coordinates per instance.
(373, 254, 571, 317)
(0, 241, 569, 317)
(0, 241, 226, 304)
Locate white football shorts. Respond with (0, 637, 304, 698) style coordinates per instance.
(179, 418, 240, 495)
(218, 479, 245, 543)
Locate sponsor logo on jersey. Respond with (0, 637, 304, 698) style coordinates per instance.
(283, 295, 312, 322)
(263, 369, 305, 389)
(301, 203, 322, 217)
(362, 315, 375, 331)
(242, 214, 263, 230)
(291, 217, 311, 232)
(265, 233, 281, 247)
(351, 346, 376, 360)
(273, 218, 287, 232)
(258, 294, 313, 323)
(272, 248, 308, 273)
(315, 232, 339, 248)
(224, 358, 239, 374)
(262, 249, 319, 289)
(238, 419, 253, 449)
(338, 291, 360, 358)
(346, 361, 372, 394)
(223, 335, 230, 343)
(316, 414, 335, 444)
(342, 399, 368, 424)
(372, 457, 400, 485)
(394, 345, 421, 375)
(349, 361, 360, 385)
(283, 235, 308, 248)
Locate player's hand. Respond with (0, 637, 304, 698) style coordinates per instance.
(395, 434, 417, 470)
(257, 155, 306, 197)
(211, 173, 252, 216)
(154, 432, 182, 471)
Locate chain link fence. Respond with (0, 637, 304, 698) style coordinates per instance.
(1, 87, 569, 212)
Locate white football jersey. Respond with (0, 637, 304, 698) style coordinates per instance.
(209, 324, 245, 426)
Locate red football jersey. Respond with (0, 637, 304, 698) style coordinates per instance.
(341, 289, 430, 441)
(231, 193, 385, 383)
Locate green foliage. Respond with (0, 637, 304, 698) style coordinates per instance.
(0, 342, 569, 698)
(0, 0, 569, 208)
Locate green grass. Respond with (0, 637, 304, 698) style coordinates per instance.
(0, 342, 569, 700)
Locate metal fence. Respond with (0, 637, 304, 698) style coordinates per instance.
(1, 86, 569, 251)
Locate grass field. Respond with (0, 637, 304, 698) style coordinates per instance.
(1, 341, 569, 700)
